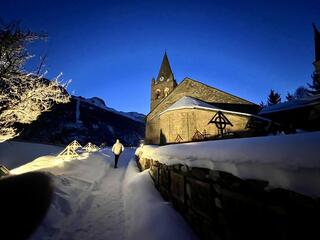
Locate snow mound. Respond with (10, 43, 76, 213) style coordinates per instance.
(138, 132, 320, 197)
(0, 141, 63, 169)
(123, 159, 197, 240)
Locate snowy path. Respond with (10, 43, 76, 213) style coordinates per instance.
(58, 150, 132, 240)
(23, 148, 133, 240)
(11, 145, 197, 240)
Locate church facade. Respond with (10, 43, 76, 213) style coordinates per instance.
(145, 53, 271, 145)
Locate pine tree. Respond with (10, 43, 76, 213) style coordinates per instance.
(307, 72, 320, 95)
(294, 86, 309, 99)
(267, 89, 281, 105)
(259, 101, 265, 109)
(286, 92, 294, 101)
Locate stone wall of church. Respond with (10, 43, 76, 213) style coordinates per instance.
(159, 108, 254, 144)
(145, 117, 160, 144)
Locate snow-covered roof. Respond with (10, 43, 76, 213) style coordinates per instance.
(162, 96, 220, 113)
(260, 94, 320, 114)
(160, 96, 271, 122)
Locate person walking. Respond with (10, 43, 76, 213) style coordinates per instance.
(111, 139, 124, 168)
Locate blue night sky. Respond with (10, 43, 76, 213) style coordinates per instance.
(1, 0, 319, 114)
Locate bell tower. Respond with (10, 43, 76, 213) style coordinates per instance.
(150, 52, 177, 111)
(313, 23, 320, 83)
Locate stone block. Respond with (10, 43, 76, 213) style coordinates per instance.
(189, 167, 210, 180)
(170, 171, 185, 204)
(159, 165, 170, 190)
(149, 164, 159, 185)
(187, 177, 213, 219)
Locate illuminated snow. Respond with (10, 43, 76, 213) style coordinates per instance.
(58, 146, 79, 159)
(8, 143, 196, 240)
(83, 142, 100, 152)
(67, 140, 82, 151)
(137, 132, 320, 197)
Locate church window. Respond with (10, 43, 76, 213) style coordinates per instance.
(164, 87, 170, 97)
(155, 89, 161, 99)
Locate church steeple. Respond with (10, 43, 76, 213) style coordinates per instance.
(150, 52, 177, 111)
(156, 52, 174, 83)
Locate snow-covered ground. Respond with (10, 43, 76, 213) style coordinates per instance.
(137, 132, 320, 198)
(9, 144, 197, 240)
(0, 141, 63, 169)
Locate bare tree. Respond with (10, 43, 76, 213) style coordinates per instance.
(0, 21, 70, 142)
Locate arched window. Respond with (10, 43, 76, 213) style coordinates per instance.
(155, 89, 161, 99)
(164, 87, 170, 97)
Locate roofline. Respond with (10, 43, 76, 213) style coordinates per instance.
(159, 105, 271, 122)
(147, 77, 258, 117)
(183, 77, 257, 106)
(259, 100, 320, 115)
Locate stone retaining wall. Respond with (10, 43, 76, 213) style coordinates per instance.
(137, 156, 320, 240)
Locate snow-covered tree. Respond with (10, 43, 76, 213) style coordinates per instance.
(0, 21, 70, 142)
(267, 89, 281, 105)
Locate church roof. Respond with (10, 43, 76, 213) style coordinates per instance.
(156, 52, 174, 81)
(163, 96, 220, 112)
(148, 77, 259, 119)
(160, 96, 270, 121)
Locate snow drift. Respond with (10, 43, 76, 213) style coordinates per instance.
(0, 141, 63, 169)
(6, 142, 196, 239)
(137, 132, 320, 197)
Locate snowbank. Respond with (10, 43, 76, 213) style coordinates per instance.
(27, 151, 112, 240)
(8, 143, 196, 239)
(137, 132, 320, 197)
(0, 141, 63, 169)
(123, 159, 197, 240)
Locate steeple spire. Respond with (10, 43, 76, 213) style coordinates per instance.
(150, 52, 177, 111)
(156, 52, 174, 82)
(313, 23, 320, 62)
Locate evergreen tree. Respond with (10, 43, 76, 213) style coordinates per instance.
(286, 92, 294, 101)
(259, 101, 265, 109)
(307, 72, 320, 95)
(267, 89, 281, 105)
(294, 86, 309, 99)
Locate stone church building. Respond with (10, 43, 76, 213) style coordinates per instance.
(145, 53, 271, 145)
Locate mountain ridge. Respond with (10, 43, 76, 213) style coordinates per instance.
(15, 95, 145, 146)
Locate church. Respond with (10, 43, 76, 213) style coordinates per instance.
(145, 53, 272, 145)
